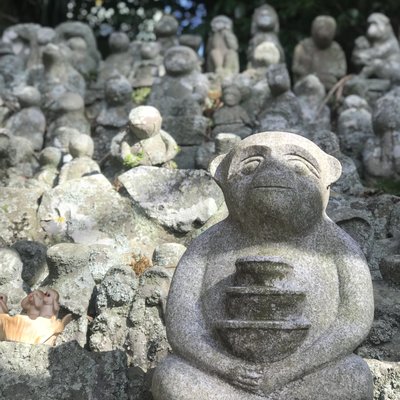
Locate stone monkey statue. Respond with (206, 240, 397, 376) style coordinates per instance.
(352, 13, 400, 79)
(21, 290, 45, 320)
(206, 15, 239, 76)
(152, 132, 373, 400)
(40, 289, 60, 318)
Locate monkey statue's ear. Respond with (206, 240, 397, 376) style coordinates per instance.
(326, 155, 342, 186)
(208, 154, 226, 186)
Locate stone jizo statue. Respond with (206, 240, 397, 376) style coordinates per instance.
(152, 131, 374, 400)
(293, 16, 347, 90)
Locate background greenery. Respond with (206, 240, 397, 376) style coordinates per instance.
(1, 0, 400, 69)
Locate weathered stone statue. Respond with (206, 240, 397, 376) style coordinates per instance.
(0, 42, 25, 90)
(258, 64, 302, 132)
(130, 42, 164, 88)
(5, 86, 46, 151)
(206, 15, 239, 76)
(152, 131, 374, 400)
(293, 16, 347, 90)
(154, 14, 179, 55)
(149, 46, 209, 146)
(293, 74, 330, 131)
(38, 43, 86, 99)
(58, 134, 100, 184)
(248, 4, 284, 67)
(55, 21, 101, 78)
(98, 32, 133, 82)
(212, 83, 253, 138)
(363, 92, 400, 182)
(110, 106, 178, 168)
(337, 95, 374, 169)
(352, 13, 400, 80)
(94, 75, 132, 160)
(45, 92, 90, 146)
(33, 146, 62, 189)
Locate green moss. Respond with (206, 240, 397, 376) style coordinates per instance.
(374, 179, 400, 196)
(1, 204, 9, 213)
(123, 151, 145, 168)
(132, 87, 152, 105)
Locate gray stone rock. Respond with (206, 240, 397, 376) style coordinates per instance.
(0, 248, 26, 313)
(0, 187, 43, 245)
(366, 359, 400, 400)
(117, 166, 224, 234)
(380, 255, 400, 285)
(152, 131, 374, 400)
(11, 240, 48, 287)
(38, 174, 136, 246)
(42, 243, 95, 315)
(152, 242, 186, 272)
(0, 341, 129, 400)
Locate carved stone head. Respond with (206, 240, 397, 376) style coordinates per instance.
(211, 132, 341, 236)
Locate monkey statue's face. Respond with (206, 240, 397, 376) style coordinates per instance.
(21, 290, 45, 318)
(211, 16, 233, 32)
(367, 14, 391, 41)
(255, 8, 277, 32)
(213, 132, 341, 237)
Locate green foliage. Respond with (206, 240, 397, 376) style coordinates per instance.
(132, 87, 152, 105)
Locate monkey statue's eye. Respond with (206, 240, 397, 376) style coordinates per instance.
(240, 156, 263, 175)
(287, 156, 320, 178)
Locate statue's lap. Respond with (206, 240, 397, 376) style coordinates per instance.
(152, 354, 373, 400)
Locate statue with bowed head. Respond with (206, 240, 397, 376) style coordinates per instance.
(152, 131, 374, 400)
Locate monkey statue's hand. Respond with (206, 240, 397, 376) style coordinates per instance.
(227, 363, 264, 395)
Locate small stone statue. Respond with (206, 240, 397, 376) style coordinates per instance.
(293, 74, 330, 131)
(45, 92, 90, 146)
(38, 43, 86, 99)
(55, 21, 101, 78)
(152, 131, 374, 400)
(337, 95, 374, 168)
(39, 289, 60, 319)
(292, 16, 347, 91)
(94, 75, 133, 160)
(5, 86, 46, 151)
(110, 106, 178, 168)
(0, 42, 25, 90)
(363, 92, 400, 182)
(212, 83, 253, 138)
(248, 4, 284, 67)
(258, 64, 302, 132)
(58, 134, 100, 184)
(155, 14, 179, 55)
(149, 46, 209, 146)
(352, 13, 400, 80)
(98, 32, 133, 82)
(33, 146, 62, 189)
(206, 15, 239, 76)
(130, 42, 164, 88)
(21, 290, 44, 320)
